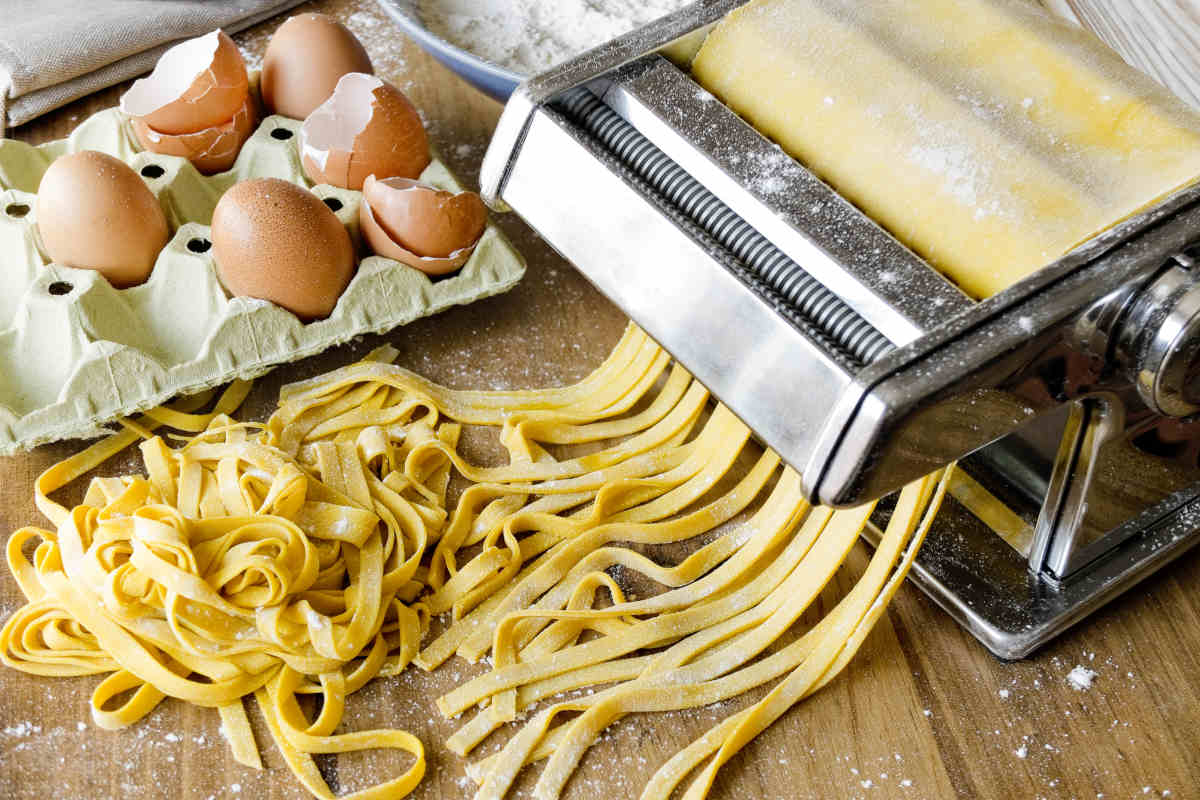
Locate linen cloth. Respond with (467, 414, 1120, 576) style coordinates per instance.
(0, 0, 305, 128)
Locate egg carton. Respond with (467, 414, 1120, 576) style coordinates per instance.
(0, 107, 525, 454)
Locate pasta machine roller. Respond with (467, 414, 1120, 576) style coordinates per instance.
(479, 0, 1200, 658)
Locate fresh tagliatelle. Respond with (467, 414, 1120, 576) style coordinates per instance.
(0, 323, 949, 800)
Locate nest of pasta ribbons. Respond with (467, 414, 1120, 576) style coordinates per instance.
(0, 325, 949, 800)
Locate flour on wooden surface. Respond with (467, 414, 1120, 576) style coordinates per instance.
(1067, 665, 1098, 691)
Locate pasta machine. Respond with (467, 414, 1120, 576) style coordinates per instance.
(478, 0, 1200, 658)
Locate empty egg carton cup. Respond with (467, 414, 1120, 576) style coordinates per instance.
(0, 108, 526, 454)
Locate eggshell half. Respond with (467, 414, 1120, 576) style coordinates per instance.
(120, 31, 249, 135)
(211, 178, 355, 320)
(36, 150, 169, 288)
(132, 92, 259, 174)
(359, 175, 487, 275)
(299, 73, 430, 190)
(261, 13, 374, 120)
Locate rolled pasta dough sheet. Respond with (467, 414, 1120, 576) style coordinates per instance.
(692, 0, 1200, 298)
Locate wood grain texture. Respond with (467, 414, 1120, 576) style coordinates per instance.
(1, 2, 1198, 798)
(1042, 0, 1200, 109)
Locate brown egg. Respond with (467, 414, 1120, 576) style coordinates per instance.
(359, 175, 488, 275)
(261, 13, 374, 120)
(211, 178, 355, 320)
(36, 150, 169, 288)
(132, 92, 259, 175)
(120, 31, 249, 135)
(298, 73, 430, 190)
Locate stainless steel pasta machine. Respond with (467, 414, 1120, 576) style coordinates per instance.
(478, 0, 1200, 658)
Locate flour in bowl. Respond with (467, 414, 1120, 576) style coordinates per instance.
(418, 0, 692, 75)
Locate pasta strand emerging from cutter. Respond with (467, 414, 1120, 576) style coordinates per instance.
(1, 323, 948, 800)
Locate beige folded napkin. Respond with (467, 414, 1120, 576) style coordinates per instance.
(0, 0, 306, 128)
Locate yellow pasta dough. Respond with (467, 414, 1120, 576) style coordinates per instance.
(692, 0, 1200, 298)
(1, 324, 948, 800)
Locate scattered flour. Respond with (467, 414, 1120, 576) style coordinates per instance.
(1067, 665, 1098, 691)
(418, 0, 693, 74)
(4, 722, 40, 737)
(347, 11, 381, 30)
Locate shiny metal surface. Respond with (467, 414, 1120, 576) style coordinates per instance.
(1053, 398, 1200, 576)
(479, 0, 747, 207)
(1028, 397, 1125, 577)
(1119, 263, 1200, 416)
(481, 11, 1200, 657)
(485, 39, 1200, 506)
(816, 191, 1200, 507)
(502, 110, 855, 459)
(865, 480, 1200, 659)
(555, 85, 894, 365)
(597, 57, 970, 346)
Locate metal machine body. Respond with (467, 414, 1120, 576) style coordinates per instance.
(480, 0, 1200, 658)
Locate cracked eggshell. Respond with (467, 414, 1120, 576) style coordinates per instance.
(35, 150, 170, 288)
(131, 91, 259, 175)
(119, 30, 249, 135)
(261, 13, 374, 120)
(359, 175, 488, 275)
(298, 73, 430, 191)
(211, 178, 355, 320)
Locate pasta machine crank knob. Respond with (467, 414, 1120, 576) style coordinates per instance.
(1082, 249, 1200, 417)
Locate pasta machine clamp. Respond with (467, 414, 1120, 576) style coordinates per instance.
(480, 0, 1200, 657)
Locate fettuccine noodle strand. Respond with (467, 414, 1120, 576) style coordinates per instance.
(1, 323, 948, 800)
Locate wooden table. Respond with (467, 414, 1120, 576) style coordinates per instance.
(2, 2, 1198, 798)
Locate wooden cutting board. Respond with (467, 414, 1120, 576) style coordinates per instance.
(1, 2, 1198, 798)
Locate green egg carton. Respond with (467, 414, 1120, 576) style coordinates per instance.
(0, 107, 526, 455)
